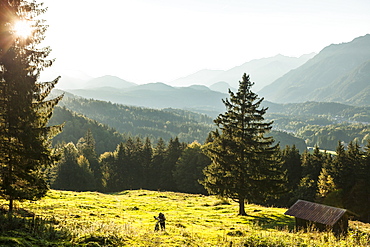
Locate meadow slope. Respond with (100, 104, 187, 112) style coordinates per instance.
(1, 190, 370, 246)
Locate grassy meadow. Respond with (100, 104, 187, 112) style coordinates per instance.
(1, 190, 370, 246)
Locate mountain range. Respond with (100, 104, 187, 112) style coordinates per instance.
(66, 82, 227, 117)
(47, 33, 370, 155)
(55, 34, 370, 116)
(52, 53, 315, 92)
(57, 53, 316, 116)
(259, 34, 370, 105)
(52, 91, 370, 154)
(170, 53, 315, 91)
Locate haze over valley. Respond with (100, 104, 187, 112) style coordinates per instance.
(46, 33, 370, 154)
(53, 34, 370, 109)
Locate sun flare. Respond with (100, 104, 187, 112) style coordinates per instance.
(13, 20, 33, 38)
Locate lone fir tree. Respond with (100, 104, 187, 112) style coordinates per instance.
(0, 0, 62, 211)
(201, 73, 285, 215)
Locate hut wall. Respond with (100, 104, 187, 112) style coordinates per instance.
(295, 218, 309, 230)
(295, 214, 348, 236)
(333, 214, 348, 236)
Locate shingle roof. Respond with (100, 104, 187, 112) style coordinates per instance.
(284, 200, 347, 226)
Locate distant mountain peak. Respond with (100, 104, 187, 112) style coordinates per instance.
(272, 53, 288, 58)
(170, 54, 315, 92)
(84, 75, 136, 89)
(209, 81, 236, 93)
(187, 85, 211, 91)
(259, 33, 370, 106)
(169, 69, 225, 87)
(133, 82, 175, 91)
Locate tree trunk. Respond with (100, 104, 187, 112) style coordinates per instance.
(8, 198, 13, 214)
(238, 196, 247, 216)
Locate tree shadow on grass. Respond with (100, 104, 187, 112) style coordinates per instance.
(238, 213, 295, 230)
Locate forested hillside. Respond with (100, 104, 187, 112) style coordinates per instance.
(313, 60, 370, 105)
(49, 91, 370, 153)
(48, 97, 306, 152)
(265, 102, 370, 150)
(265, 101, 370, 123)
(48, 107, 127, 154)
(67, 82, 226, 116)
(58, 97, 215, 144)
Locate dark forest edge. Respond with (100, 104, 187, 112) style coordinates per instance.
(47, 117, 370, 223)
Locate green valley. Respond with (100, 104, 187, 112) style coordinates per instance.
(50, 96, 308, 153)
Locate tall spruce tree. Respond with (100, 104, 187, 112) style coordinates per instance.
(273, 145, 302, 206)
(344, 141, 362, 193)
(201, 73, 285, 215)
(99, 151, 115, 192)
(112, 142, 126, 191)
(361, 140, 370, 222)
(330, 141, 348, 190)
(173, 141, 210, 194)
(52, 143, 94, 191)
(294, 147, 324, 202)
(160, 137, 183, 191)
(281, 145, 302, 193)
(149, 138, 166, 189)
(0, 0, 62, 211)
(77, 129, 100, 189)
(122, 137, 136, 189)
(141, 137, 153, 189)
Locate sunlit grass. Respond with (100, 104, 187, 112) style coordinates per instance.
(2, 189, 369, 246)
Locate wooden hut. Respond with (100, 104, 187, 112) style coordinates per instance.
(285, 200, 349, 235)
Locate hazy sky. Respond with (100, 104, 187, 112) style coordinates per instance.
(40, 0, 370, 84)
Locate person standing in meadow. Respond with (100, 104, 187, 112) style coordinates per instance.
(154, 213, 166, 231)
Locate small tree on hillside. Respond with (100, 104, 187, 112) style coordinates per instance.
(201, 73, 285, 215)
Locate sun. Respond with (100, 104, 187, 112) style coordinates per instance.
(13, 20, 33, 38)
